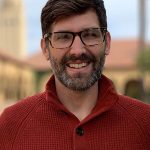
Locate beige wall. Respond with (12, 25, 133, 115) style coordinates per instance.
(104, 68, 141, 93)
(0, 60, 35, 103)
(104, 68, 150, 103)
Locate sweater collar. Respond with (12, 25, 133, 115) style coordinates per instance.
(45, 74, 118, 118)
(85, 75, 118, 122)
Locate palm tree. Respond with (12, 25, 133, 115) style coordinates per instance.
(138, 0, 150, 103)
(139, 0, 146, 50)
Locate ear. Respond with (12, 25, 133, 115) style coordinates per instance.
(104, 32, 111, 55)
(41, 38, 50, 60)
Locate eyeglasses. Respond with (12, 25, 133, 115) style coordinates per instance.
(44, 27, 107, 49)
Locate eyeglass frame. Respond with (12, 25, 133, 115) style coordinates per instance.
(43, 27, 107, 49)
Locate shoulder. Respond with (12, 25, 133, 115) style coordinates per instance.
(117, 95, 150, 113)
(0, 92, 46, 149)
(116, 95, 150, 135)
(1, 92, 46, 118)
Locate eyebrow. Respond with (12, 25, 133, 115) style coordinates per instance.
(52, 27, 100, 33)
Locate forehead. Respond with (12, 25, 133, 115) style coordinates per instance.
(51, 9, 100, 32)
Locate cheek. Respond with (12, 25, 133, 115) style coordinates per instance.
(88, 45, 105, 58)
(50, 49, 66, 63)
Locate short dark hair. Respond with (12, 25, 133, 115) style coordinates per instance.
(41, 0, 107, 37)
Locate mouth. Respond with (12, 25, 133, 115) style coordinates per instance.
(66, 62, 89, 69)
(67, 62, 89, 69)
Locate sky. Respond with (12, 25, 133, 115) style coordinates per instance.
(24, 0, 150, 55)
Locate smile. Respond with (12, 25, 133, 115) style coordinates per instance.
(67, 63, 89, 69)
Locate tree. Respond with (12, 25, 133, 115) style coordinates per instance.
(137, 48, 150, 71)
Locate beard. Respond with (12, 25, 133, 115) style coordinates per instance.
(49, 51, 105, 91)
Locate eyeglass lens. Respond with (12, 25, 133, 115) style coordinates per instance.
(50, 28, 104, 49)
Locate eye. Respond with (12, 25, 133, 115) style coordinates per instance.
(82, 29, 101, 39)
(53, 33, 72, 41)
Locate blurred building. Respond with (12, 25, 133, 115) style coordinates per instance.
(0, 0, 32, 111)
(105, 40, 150, 102)
(0, 50, 35, 103)
(0, 0, 26, 57)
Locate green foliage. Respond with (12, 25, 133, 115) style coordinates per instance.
(137, 49, 150, 71)
(34, 71, 47, 92)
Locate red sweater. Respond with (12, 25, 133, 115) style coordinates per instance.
(0, 75, 150, 150)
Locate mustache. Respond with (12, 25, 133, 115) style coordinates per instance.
(61, 54, 96, 64)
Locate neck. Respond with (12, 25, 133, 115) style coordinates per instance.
(55, 77, 98, 121)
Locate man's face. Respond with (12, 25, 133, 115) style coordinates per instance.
(42, 10, 110, 91)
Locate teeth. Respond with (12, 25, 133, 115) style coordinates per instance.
(69, 63, 87, 69)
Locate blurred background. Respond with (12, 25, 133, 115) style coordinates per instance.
(0, 0, 150, 113)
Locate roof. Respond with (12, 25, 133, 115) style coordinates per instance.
(26, 51, 50, 71)
(0, 49, 29, 68)
(105, 39, 140, 69)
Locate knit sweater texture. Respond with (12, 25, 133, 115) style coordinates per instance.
(0, 75, 150, 150)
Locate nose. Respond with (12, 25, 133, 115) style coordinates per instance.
(69, 35, 86, 55)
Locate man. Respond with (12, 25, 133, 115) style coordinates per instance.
(0, 0, 150, 149)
